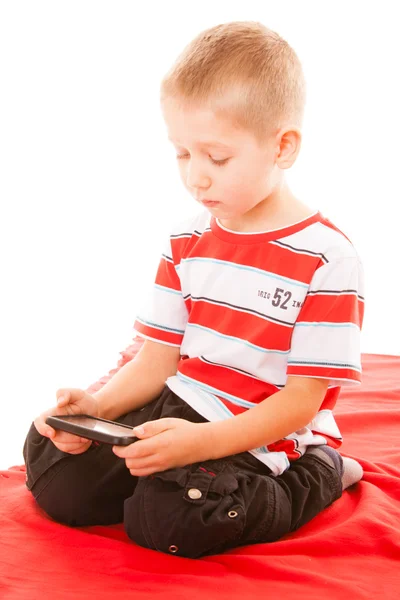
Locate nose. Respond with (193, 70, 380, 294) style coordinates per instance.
(186, 159, 211, 191)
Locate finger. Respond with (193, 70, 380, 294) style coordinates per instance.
(55, 388, 85, 407)
(55, 443, 91, 455)
(52, 437, 92, 451)
(55, 390, 72, 408)
(52, 440, 91, 451)
(53, 440, 84, 452)
(124, 454, 162, 471)
(44, 426, 87, 443)
(133, 417, 177, 440)
(112, 441, 154, 459)
(36, 407, 66, 437)
(52, 432, 89, 444)
(35, 418, 53, 438)
(128, 465, 161, 477)
(45, 427, 55, 438)
(59, 436, 89, 444)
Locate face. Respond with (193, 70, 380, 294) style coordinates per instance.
(161, 96, 284, 230)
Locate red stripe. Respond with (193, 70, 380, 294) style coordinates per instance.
(318, 216, 353, 244)
(172, 231, 322, 283)
(267, 438, 300, 460)
(210, 212, 322, 244)
(178, 360, 281, 406)
(299, 294, 364, 327)
(320, 387, 340, 410)
(266, 433, 343, 460)
(188, 299, 292, 350)
(172, 233, 199, 258)
(156, 259, 181, 292)
(311, 431, 343, 449)
(287, 364, 361, 383)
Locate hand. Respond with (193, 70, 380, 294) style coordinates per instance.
(34, 388, 100, 455)
(112, 418, 213, 477)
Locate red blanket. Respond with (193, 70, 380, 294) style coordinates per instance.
(1, 350, 399, 599)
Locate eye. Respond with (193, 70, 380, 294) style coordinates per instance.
(176, 153, 229, 167)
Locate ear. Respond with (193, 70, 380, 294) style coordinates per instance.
(275, 127, 302, 169)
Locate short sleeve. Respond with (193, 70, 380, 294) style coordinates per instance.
(287, 255, 365, 386)
(133, 234, 188, 347)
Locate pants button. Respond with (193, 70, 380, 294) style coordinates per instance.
(187, 488, 202, 500)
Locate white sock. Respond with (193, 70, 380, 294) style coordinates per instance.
(306, 446, 363, 490)
(341, 457, 364, 490)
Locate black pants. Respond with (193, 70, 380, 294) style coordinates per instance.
(23, 385, 342, 558)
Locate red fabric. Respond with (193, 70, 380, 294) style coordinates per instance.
(1, 348, 399, 599)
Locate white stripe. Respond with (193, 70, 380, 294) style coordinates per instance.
(137, 284, 188, 333)
(309, 410, 342, 439)
(308, 256, 364, 296)
(180, 323, 290, 384)
(169, 208, 211, 238)
(270, 239, 326, 261)
(176, 257, 309, 325)
(289, 324, 361, 372)
(178, 256, 309, 288)
(280, 221, 357, 261)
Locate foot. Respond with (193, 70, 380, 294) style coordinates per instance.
(306, 445, 363, 490)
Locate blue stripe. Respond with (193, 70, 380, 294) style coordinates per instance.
(135, 317, 185, 335)
(154, 283, 182, 296)
(196, 389, 235, 419)
(177, 257, 308, 289)
(288, 358, 361, 371)
(295, 321, 360, 329)
(177, 372, 257, 410)
(186, 323, 290, 355)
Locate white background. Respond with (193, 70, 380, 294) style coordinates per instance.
(1, 1, 399, 470)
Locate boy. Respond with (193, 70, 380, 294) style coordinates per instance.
(23, 21, 364, 559)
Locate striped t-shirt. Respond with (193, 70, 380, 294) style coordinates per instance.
(134, 209, 365, 475)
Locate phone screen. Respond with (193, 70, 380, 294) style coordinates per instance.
(55, 415, 138, 439)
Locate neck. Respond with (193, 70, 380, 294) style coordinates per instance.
(219, 180, 315, 233)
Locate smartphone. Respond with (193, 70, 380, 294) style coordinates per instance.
(45, 414, 139, 446)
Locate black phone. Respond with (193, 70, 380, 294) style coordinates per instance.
(45, 414, 139, 446)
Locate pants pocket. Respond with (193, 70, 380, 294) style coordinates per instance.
(124, 461, 246, 558)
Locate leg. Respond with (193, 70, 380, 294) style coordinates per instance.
(123, 407, 343, 558)
(22, 385, 186, 526)
(23, 418, 139, 526)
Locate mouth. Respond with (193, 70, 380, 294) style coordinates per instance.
(201, 200, 221, 207)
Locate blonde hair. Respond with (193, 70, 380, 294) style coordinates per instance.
(160, 21, 306, 145)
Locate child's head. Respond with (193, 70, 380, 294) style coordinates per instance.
(160, 21, 307, 226)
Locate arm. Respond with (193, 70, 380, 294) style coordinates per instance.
(205, 376, 329, 460)
(111, 375, 330, 476)
(93, 339, 181, 421)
